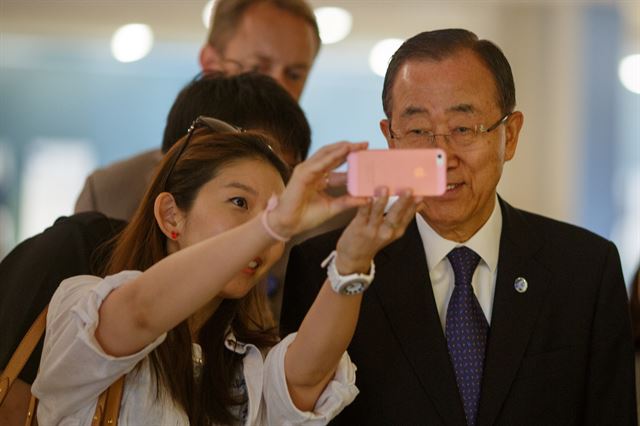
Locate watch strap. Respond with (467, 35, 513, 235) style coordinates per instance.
(321, 250, 375, 295)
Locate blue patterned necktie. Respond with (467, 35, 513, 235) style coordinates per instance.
(445, 247, 488, 426)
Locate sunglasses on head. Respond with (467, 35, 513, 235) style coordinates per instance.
(161, 116, 243, 190)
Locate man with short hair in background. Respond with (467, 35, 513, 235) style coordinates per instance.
(75, 0, 320, 220)
(281, 28, 636, 425)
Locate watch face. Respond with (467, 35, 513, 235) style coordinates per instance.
(339, 280, 367, 295)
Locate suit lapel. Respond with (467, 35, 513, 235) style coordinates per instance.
(477, 200, 550, 425)
(373, 220, 467, 426)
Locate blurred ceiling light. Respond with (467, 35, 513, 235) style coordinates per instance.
(369, 38, 403, 77)
(619, 54, 640, 94)
(314, 7, 352, 45)
(111, 23, 154, 63)
(202, 0, 216, 29)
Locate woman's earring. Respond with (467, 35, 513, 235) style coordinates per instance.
(170, 231, 179, 240)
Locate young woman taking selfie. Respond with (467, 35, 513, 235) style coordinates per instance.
(32, 117, 421, 425)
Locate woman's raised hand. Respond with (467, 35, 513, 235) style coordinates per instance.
(282, 186, 422, 411)
(334, 188, 422, 274)
(267, 141, 369, 239)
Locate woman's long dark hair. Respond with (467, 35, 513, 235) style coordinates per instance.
(105, 129, 289, 424)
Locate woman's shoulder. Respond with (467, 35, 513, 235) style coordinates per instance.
(49, 271, 142, 320)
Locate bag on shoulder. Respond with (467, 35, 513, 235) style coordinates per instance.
(0, 212, 126, 386)
(0, 212, 126, 426)
(0, 305, 124, 426)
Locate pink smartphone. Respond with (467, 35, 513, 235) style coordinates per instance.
(347, 149, 447, 196)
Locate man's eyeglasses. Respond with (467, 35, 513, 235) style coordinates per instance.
(161, 116, 242, 190)
(389, 112, 513, 152)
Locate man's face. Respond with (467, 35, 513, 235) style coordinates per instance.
(201, 2, 318, 100)
(380, 50, 523, 242)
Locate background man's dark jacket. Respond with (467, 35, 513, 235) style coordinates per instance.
(0, 212, 125, 383)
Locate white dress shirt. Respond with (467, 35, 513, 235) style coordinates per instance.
(415, 197, 502, 329)
(32, 271, 358, 425)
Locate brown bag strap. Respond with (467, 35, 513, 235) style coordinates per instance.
(24, 394, 38, 426)
(1, 305, 125, 425)
(92, 376, 125, 426)
(0, 306, 49, 404)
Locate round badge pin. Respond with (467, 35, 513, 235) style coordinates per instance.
(514, 277, 528, 293)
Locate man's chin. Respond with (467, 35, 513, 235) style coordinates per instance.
(419, 205, 462, 225)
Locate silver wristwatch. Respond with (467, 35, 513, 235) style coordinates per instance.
(321, 250, 375, 295)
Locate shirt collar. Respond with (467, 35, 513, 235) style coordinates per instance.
(224, 331, 249, 354)
(192, 333, 249, 357)
(416, 195, 502, 272)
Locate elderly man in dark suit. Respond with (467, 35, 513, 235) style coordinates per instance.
(280, 28, 636, 425)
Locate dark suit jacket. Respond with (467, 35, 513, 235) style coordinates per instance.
(280, 199, 636, 425)
(0, 212, 125, 383)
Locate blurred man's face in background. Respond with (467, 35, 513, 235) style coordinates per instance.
(200, 2, 318, 100)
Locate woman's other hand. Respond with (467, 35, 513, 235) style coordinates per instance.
(335, 187, 421, 274)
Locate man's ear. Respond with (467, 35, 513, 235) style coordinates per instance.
(504, 111, 524, 162)
(199, 44, 223, 73)
(154, 192, 184, 239)
(380, 118, 396, 148)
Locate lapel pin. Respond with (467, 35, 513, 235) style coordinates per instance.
(514, 277, 528, 293)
